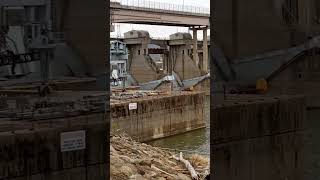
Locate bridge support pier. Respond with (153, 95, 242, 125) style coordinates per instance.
(192, 27, 199, 66)
(169, 32, 201, 80)
(203, 27, 208, 73)
(190, 26, 209, 74)
(123, 30, 161, 83)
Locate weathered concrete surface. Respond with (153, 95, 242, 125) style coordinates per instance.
(267, 52, 320, 108)
(0, 91, 107, 179)
(172, 47, 202, 80)
(0, 117, 106, 179)
(129, 55, 161, 83)
(212, 0, 320, 60)
(304, 110, 320, 179)
(111, 91, 206, 142)
(124, 31, 163, 83)
(55, 0, 107, 76)
(168, 34, 202, 80)
(211, 95, 305, 180)
(213, 132, 303, 180)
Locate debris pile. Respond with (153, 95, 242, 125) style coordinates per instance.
(110, 135, 210, 180)
(111, 90, 165, 100)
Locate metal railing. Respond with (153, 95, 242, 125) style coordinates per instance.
(111, 0, 210, 16)
(110, 34, 171, 40)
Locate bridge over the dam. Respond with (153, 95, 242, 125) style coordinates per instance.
(110, 0, 210, 27)
(110, 0, 210, 83)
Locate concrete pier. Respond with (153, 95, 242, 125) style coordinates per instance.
(211, 95, 305, 180)
(111, 91, 206, 142)
(202, 27, 209, 73)
(168, 33, 201, 80)
(124, 30, 163, 83)
(192, 28, 199, 66)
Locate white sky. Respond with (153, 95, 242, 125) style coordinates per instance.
(110, 0, 210, 40)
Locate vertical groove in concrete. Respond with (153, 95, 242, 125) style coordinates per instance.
(232, 0, 238, 57)
(211, 95, 305, 180)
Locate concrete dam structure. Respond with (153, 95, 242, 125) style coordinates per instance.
(168, 33, 202, 80)
(124, 30, 164, 83)
(122, 30, 209, 86)
(118, 30, 211, 96)
(111, 90, 206, 142)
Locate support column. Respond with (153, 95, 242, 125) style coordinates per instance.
(192, 27, 199, 66)
(142, 37, 149, 55)
(203, 27, 208, 73)
(46, 0, 52, 31)
(163, 53, 170, 75)
(0, 7, 4, 50)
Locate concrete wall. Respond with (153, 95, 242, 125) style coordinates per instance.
(111, 92, 206, 142)
(268, 54, 320, 107)
(60, 0, 106, 76)
(211, 95, 305, 180)
(125, 37, 162, 83)
(0, 113, 107, 180)
(212, 0, 320, 60)
(129, 55, 160, 83)
(170, 46, 201, 80)
(304, 109, 320, 179)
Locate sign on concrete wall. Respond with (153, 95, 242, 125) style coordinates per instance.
(60, 130, 86, 152)
(129, 103, 137, 110)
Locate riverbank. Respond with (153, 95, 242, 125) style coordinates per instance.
(110, 135, 210, 180)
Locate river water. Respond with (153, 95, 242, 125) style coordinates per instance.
(149, 107, 320, 178)
(148, 100, 210, 157)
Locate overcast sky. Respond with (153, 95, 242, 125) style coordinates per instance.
(110, 0, 210, 40)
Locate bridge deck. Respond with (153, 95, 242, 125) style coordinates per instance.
(111, 0, 210, 27)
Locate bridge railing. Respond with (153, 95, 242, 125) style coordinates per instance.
(111, 0, 210, 16)
(110, 34, 171, 40)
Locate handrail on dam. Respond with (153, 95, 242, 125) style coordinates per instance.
(111, 0, 210, 16)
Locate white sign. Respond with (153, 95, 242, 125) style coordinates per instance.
(129, 103, 137, 110)
(60, 130, 86, 152)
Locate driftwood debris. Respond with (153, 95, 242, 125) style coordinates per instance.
(172, 152, 200, 180)
(110, 135, 209, 180)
